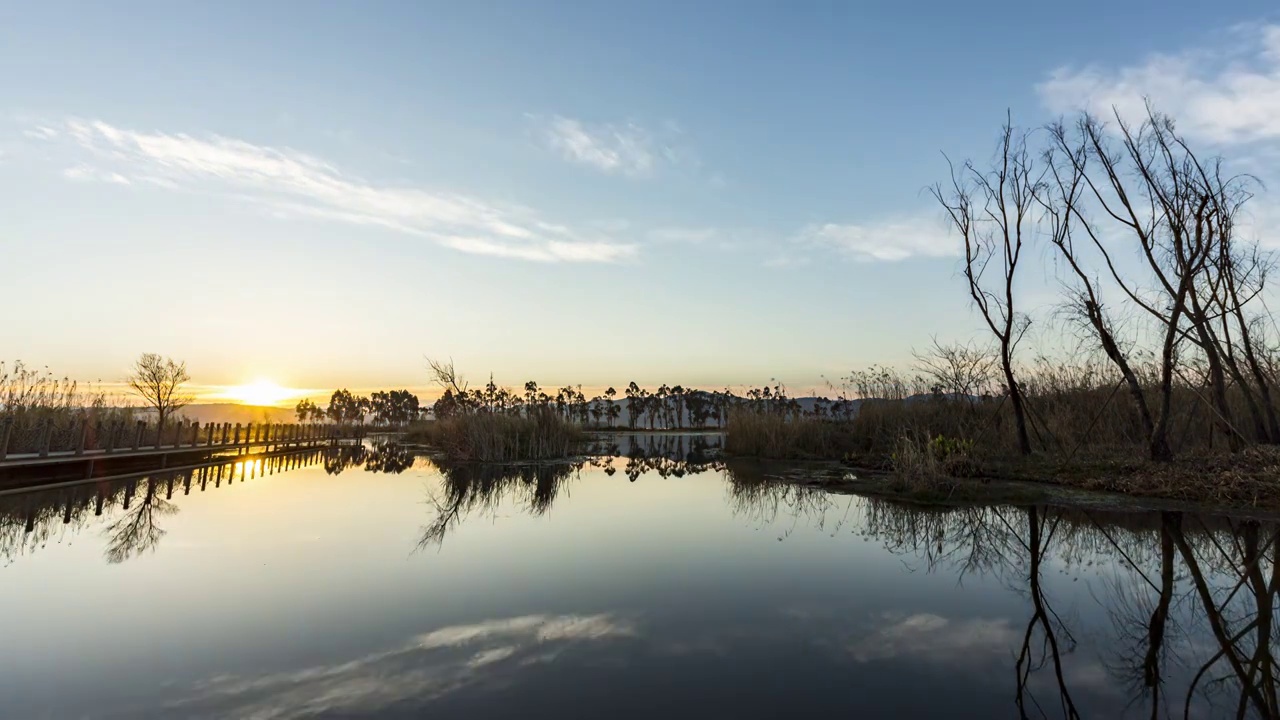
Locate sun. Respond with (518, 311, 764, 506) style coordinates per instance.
(223, 379, 298, 407)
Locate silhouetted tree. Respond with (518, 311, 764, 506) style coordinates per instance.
(294, 398, 320, 423)
(127, 353, 191, 430)
(933, 116, 1037, 455)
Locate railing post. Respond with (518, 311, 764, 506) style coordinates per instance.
(206, 422, 215, 446)
(233, 423, 242, 446)
(93, 420, 104, 453)
(75, 415, 89, 456)
(189, 421, 199, 448)
(38, 417, 53, 458)
(221, 423, 229, 444)
(133, 421, 144, 450)
(0, 417, 12, 461)
(246, 422, 254, 447)
(107, 421, 120, 454)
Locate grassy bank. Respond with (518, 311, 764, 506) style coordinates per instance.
(721, 357, 1280, 513)
(405, 409, 583, 462)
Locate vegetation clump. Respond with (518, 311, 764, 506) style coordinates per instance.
(406, 409, 583, 462)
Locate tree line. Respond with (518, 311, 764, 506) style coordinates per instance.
(295, 389, 422, 426)
(421, 359, 859, 430)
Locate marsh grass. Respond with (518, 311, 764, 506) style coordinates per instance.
(886, 432, 980, 494)
(722, 411, 846, 459)
(406, 408, 584, 462)
(728, 355, 1280, 463)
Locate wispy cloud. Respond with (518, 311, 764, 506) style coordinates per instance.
(1037, 24, 1280, 145)
(37, 118, 635, 264)
(847, 613, 1018, 664)
(530, 114, 693, 178)
(23, 125, 59, 140)
(1036, 22, 1280, 250)
(62, 163, 131, 185)
(154, 614, 635, 719)
(793, 215, 955, 262)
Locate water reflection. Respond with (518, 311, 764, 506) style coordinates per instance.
(416, 455, 1279, 718)
(419, 459, 578, 548)
(157, 613, 638, 719)
(323, 441, 420, 475)
(1, 444, 1277, 719)
(0, 448, 330, 565)
(848, 501, 1279, 719)
(102, 478, 177, 564)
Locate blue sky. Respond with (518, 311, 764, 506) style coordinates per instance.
(4, 1, 1280, 397)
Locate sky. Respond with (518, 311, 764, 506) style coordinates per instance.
(4, 1, 1280, 402)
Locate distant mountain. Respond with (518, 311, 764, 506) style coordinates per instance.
(176, 403, 293, 425)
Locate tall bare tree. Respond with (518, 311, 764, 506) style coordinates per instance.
(127, 353, 191, 430)
(933, 115, 1038, 455)
(1047, 104, 1261, 455)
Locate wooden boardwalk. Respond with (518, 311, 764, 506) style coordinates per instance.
(0, 443, 330, 497)
(0, 419, 363, 474)
(0, 435, 339, 468)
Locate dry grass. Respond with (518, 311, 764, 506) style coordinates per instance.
(1012, 447, 1280, 513)
(727, 353, 1280, 463)
(405, 409, 584, 461)
(0, 360, 139, 454)
(723, 411, 848, 459)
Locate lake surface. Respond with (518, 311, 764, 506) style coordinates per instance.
(1, 437, 1276, 719)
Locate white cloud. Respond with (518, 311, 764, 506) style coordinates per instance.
(159, 614, 635, 719)
(848, 613, 1019, 664)
(62, 163, 131, 185)
(46, 118, 635, 264)
(531, 114, 691, 178)
(1037, 25, 1280, 145)
(23, 125, 59, 140)
(794, 215, 956, 262)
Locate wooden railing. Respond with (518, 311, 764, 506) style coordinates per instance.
(0, 418, 363, 462)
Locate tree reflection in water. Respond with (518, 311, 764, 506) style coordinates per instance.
(102, 478, 178, 564)
(323, 441, 419, 475)
(1, 441, 1275, 718)
(0, 448, 330, 565)
(417, 460, 580, 549)
(819, 496, 1279, 720)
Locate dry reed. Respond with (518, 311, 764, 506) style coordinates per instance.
(406, 408, 584, 461)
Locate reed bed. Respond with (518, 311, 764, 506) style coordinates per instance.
(0, 360, 139, 455)
(406, 408, 584, 462)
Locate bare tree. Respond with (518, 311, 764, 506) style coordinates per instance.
(426, 357, 467, 395)
(127, 353, 192, 430)
(1047, 104, 1261, 455)
(913, 337, 998, 400)
(932, 114, 1038, 455)
(1042, 130, 1167, 459)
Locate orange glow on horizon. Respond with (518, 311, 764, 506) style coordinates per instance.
(217, 379, 307, 407)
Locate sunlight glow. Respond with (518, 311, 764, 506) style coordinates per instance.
(221, 379, 301, 407)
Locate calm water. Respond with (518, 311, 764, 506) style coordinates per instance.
(1, 438, 1276, 719)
